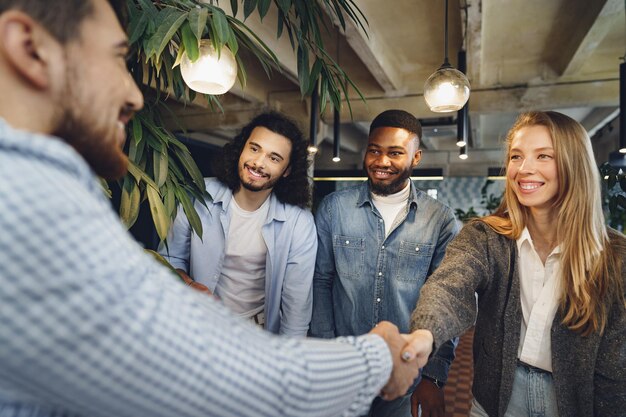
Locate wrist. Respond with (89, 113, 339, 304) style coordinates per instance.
(421, 375, 445, 389)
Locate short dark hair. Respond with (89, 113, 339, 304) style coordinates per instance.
(216, 112, 312, 208)
(369, 109, 422, 144)
(0, 0, 127, 44)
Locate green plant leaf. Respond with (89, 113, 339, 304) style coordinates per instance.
(175, 187, 204, 240)
(136, 0, 159, 20)
(153, 149, 168, 188)
(617, 194, 626, 210)
(297, 45, 310, 96)
(127, 160, 160, 190)
(230, 0, 239, 17)
(174, 147, 205, 190)
(180, 21, 199, 62)
(147, 185, 170, 242)
(172, 42, 186, 68)
(164, 180, 177, 219)
(258, 0, 271, 19)
(243, 0, 258, 19)
(212, 8, 231, 47)
(608, 174, 617, 189)
(620, 176, 626, 193)
(129, 12, 148, 45)
(188, 6, 208, 41)
(120, 176, 141, 229)
(151, 8, 188, 59)
(276, 0, 291, 16)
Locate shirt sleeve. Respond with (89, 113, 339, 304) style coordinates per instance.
(309, 196, 338, 338)
(0, 159, 392, 417)
(410, 222, 490, 349)
(279, 210, 317, 336)
(421, 206, 460, 383)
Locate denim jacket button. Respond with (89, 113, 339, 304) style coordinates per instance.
(381, 245, 385, 250)
(378, 272, 382, 276)
(376, 298, 381, 302)
(345, 240, 349, 244)
(415, 246, 420, 252)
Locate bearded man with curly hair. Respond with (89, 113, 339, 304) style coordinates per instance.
(160, 112, 316, 336)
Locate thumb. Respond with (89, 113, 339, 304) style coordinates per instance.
(400, 330, 434, 365)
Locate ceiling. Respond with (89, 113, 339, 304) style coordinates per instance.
(163, 0, 625, 177)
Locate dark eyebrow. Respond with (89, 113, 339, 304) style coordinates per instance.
(248, 141, 285, 160)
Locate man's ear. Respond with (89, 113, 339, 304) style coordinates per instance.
(282, 165, 291, 178)
(0, 11, 58, 90)
(412, 149, 422, 168)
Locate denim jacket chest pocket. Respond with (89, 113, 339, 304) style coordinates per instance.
(332, 235, 365, 278)
(393, 241, 434, 282)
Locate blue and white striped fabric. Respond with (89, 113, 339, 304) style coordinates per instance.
(0, 119, 392, 417)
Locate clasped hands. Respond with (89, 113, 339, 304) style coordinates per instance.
(369, 321, 434, 401)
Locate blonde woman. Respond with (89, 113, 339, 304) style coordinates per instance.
(403, 111, 625, 417)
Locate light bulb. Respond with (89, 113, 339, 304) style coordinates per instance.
(459, 153, 468, 160)
(180, 40, 237, 95)
(456, 140, 467, 147)
(307, 145, 319, 154)
(620, 147, 626, 154)
(424, 66, 470, 113)
(332, 156, 341, 162)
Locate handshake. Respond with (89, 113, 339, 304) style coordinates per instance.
(369, 321, 435, 401)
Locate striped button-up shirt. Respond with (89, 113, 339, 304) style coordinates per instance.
(0, 119, 392, 417)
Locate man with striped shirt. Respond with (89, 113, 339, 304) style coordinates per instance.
(0, 0, 425, 416)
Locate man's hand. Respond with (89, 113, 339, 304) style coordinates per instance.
(369, 321, 420, 401)
(411, 378, 445, 417)
(176, 269, 213, 295)
(400, 329, 435, 370)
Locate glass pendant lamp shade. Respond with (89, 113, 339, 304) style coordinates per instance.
(425, 0, 471, 113)
(180, 40, 237, 95)
(424, 64, 470, 112)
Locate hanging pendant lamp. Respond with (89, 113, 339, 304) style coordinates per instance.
(424, 0, 470, 112)
(180, 40, 237, 95)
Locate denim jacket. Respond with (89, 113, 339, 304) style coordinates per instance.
(159, 178, 317, 336)
(310, 181, 459, 383)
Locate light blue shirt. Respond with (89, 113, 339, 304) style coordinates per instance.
(311, 180, 459, 384)
(0, 118, 392, 417)
(159, 178, 317, 336)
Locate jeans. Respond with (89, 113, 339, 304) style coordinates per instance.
(470, 362, 559, 417)
(363, 393, 412, 417)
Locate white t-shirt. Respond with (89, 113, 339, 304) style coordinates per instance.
(516, 227, 561, 372)
(214, 197, 270, 318)
(371, 181, 411, 238)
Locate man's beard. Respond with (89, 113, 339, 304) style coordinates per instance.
(53, 113, 128, 180)
(52, 67, 128, 180)
(366, 164, 412, 196)
(239, 168, 282, 192)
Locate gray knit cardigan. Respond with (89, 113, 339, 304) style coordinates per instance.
(411, 221, 626, 417)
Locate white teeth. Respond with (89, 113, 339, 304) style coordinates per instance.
(247, 167, 264, 178)
(520, 183, 541, 190)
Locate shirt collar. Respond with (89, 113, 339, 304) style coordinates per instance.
(207, 179, 287, 222)
(356, 180, 419, 209)
(516, 226, 561, 255)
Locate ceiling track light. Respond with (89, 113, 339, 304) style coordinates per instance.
(459, 145, 468, 160)
(332, 106, 341, 162)
(456, 50, 469, 147)
(308, 79, 320, 155)
(424, 0, 471, 113)
(619, 58, 626, 154)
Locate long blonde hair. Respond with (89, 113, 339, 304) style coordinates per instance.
(481, 111, 624, 335)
